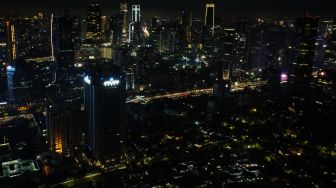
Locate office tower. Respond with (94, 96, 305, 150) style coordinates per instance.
(120, 0, 128, 42)
(84, 63, 126, 159)
(47, 104, 84, 155)
(181, 11, 193, 51)
(158, 19, 183, 54)
(86, 0, 102, 42)
(0, 18, 8, 67)
(129, 5, 141, 44)
(263, 27, 287, 91)
(132, 5, 141, 23)
(136, 45, 155, 83)
(56, 9, 75, 63)
(26, 13, 52, 58)
(6, 21, 17, 63)
(235, 19, 251, 71)
(204, 2, 215, 36)
(319, 20, 333, 38)
(6, 65, 15, 103)
(192, 18, 203, 49)
(221, 27, 236, 80)
(203, 2, 215, 55)
(325, 18, 336, 65)
(15, 18, 30, 58)
(99, 42, 113, 60)
(247, 24, 266, 71)
(315, 36, 327, 67)
(290, 16, 319, 94)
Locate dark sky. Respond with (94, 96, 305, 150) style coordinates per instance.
(0, 0, 335, 17)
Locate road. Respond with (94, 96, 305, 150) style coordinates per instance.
(127, 81, 266, 104)
(54, 172, 101, 187)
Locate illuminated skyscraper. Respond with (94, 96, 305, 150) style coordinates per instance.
(84, 63, 126, 159)
(86, 0, 102, 42)
(6, 21, 17, 63)
(120, 0, 128, 42)
(325, 18, 336, 65)
(6, 65, 15, 102)
(132, 5, 141, 23)
(204, 2, 215, 36)
(47, 104, 84, 155)
(129, 5, 141, 43)
(290, 15, 319, 94)
(56, 9, 75, 63)
(0, 18, 8, 67)
(181, 11, 192, 50)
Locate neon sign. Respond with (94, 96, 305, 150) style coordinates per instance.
(103, 77, 120, 87)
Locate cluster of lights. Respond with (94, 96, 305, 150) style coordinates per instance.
(84, 76, 120, 87)
(84, 76, 91, 85)
(7, 66, 16, 72)
(103, 78, 120, 87)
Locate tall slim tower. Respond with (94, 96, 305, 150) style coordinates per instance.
(0, 18, 8, 67)
(6, 21, 17, 63)
(86, 0, 102, 42)
(84, 63, 126, 159)
(129, 5, 141, 43)
(120, 0, 128, 42)
(325, 18, 336, 65)
(205, 2, 215, 36)
(132, 5, 141, 23)
(290, 15, 319, 94)
(57, 9, 75, 63)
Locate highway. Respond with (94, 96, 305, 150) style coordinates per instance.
(54, 172, 101, 187)
(127, 81, 266, 104)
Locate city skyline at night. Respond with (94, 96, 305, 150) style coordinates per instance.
(0, 0, 335, 16)
(0, 0, 335, 187)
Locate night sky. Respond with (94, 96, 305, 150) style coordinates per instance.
(0, 0, 335, 17)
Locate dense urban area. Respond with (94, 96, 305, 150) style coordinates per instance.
(0, 0, 335, 187)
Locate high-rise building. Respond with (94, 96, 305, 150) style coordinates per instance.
(129, 5, 141, 44)
(120, 0, 128, 43)
(136, 45, 155, 83)
(290, 15, 319, 94)
(6, 65, 15, 103)
(47, 104, 84, 155)
(235, 19, 251, 71)
(56, 9, 75, 63)
(84, 63, 126, 159)
(181, 11, 193, 51)
(221, 28, 236, 80)
(325, 18, 336, 66)
(86, 0, 102, 42)
(0, 18, 8, 68)
(204, 2, 215, 36)
(132, 5, 141, 23)
(6, 21, 17, 63)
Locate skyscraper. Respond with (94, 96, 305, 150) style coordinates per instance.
(290, 15, 319, 94)
(325, 18, 336, 66)
(132, 5, 141, 23)
(129, 5, 141, 43)
(47, 104, 84, 155)
(6, 21, 17, 63)
(6, 65, 15, 103)
(84, 63, 126, 159)
(120, 0, 128, 43)
(86, 0, 102, 42)
(56, 9, 75, 63)
(181, 11, 193, 51)
(204, 2, 215, 36)
(0, 18, 8, 67)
